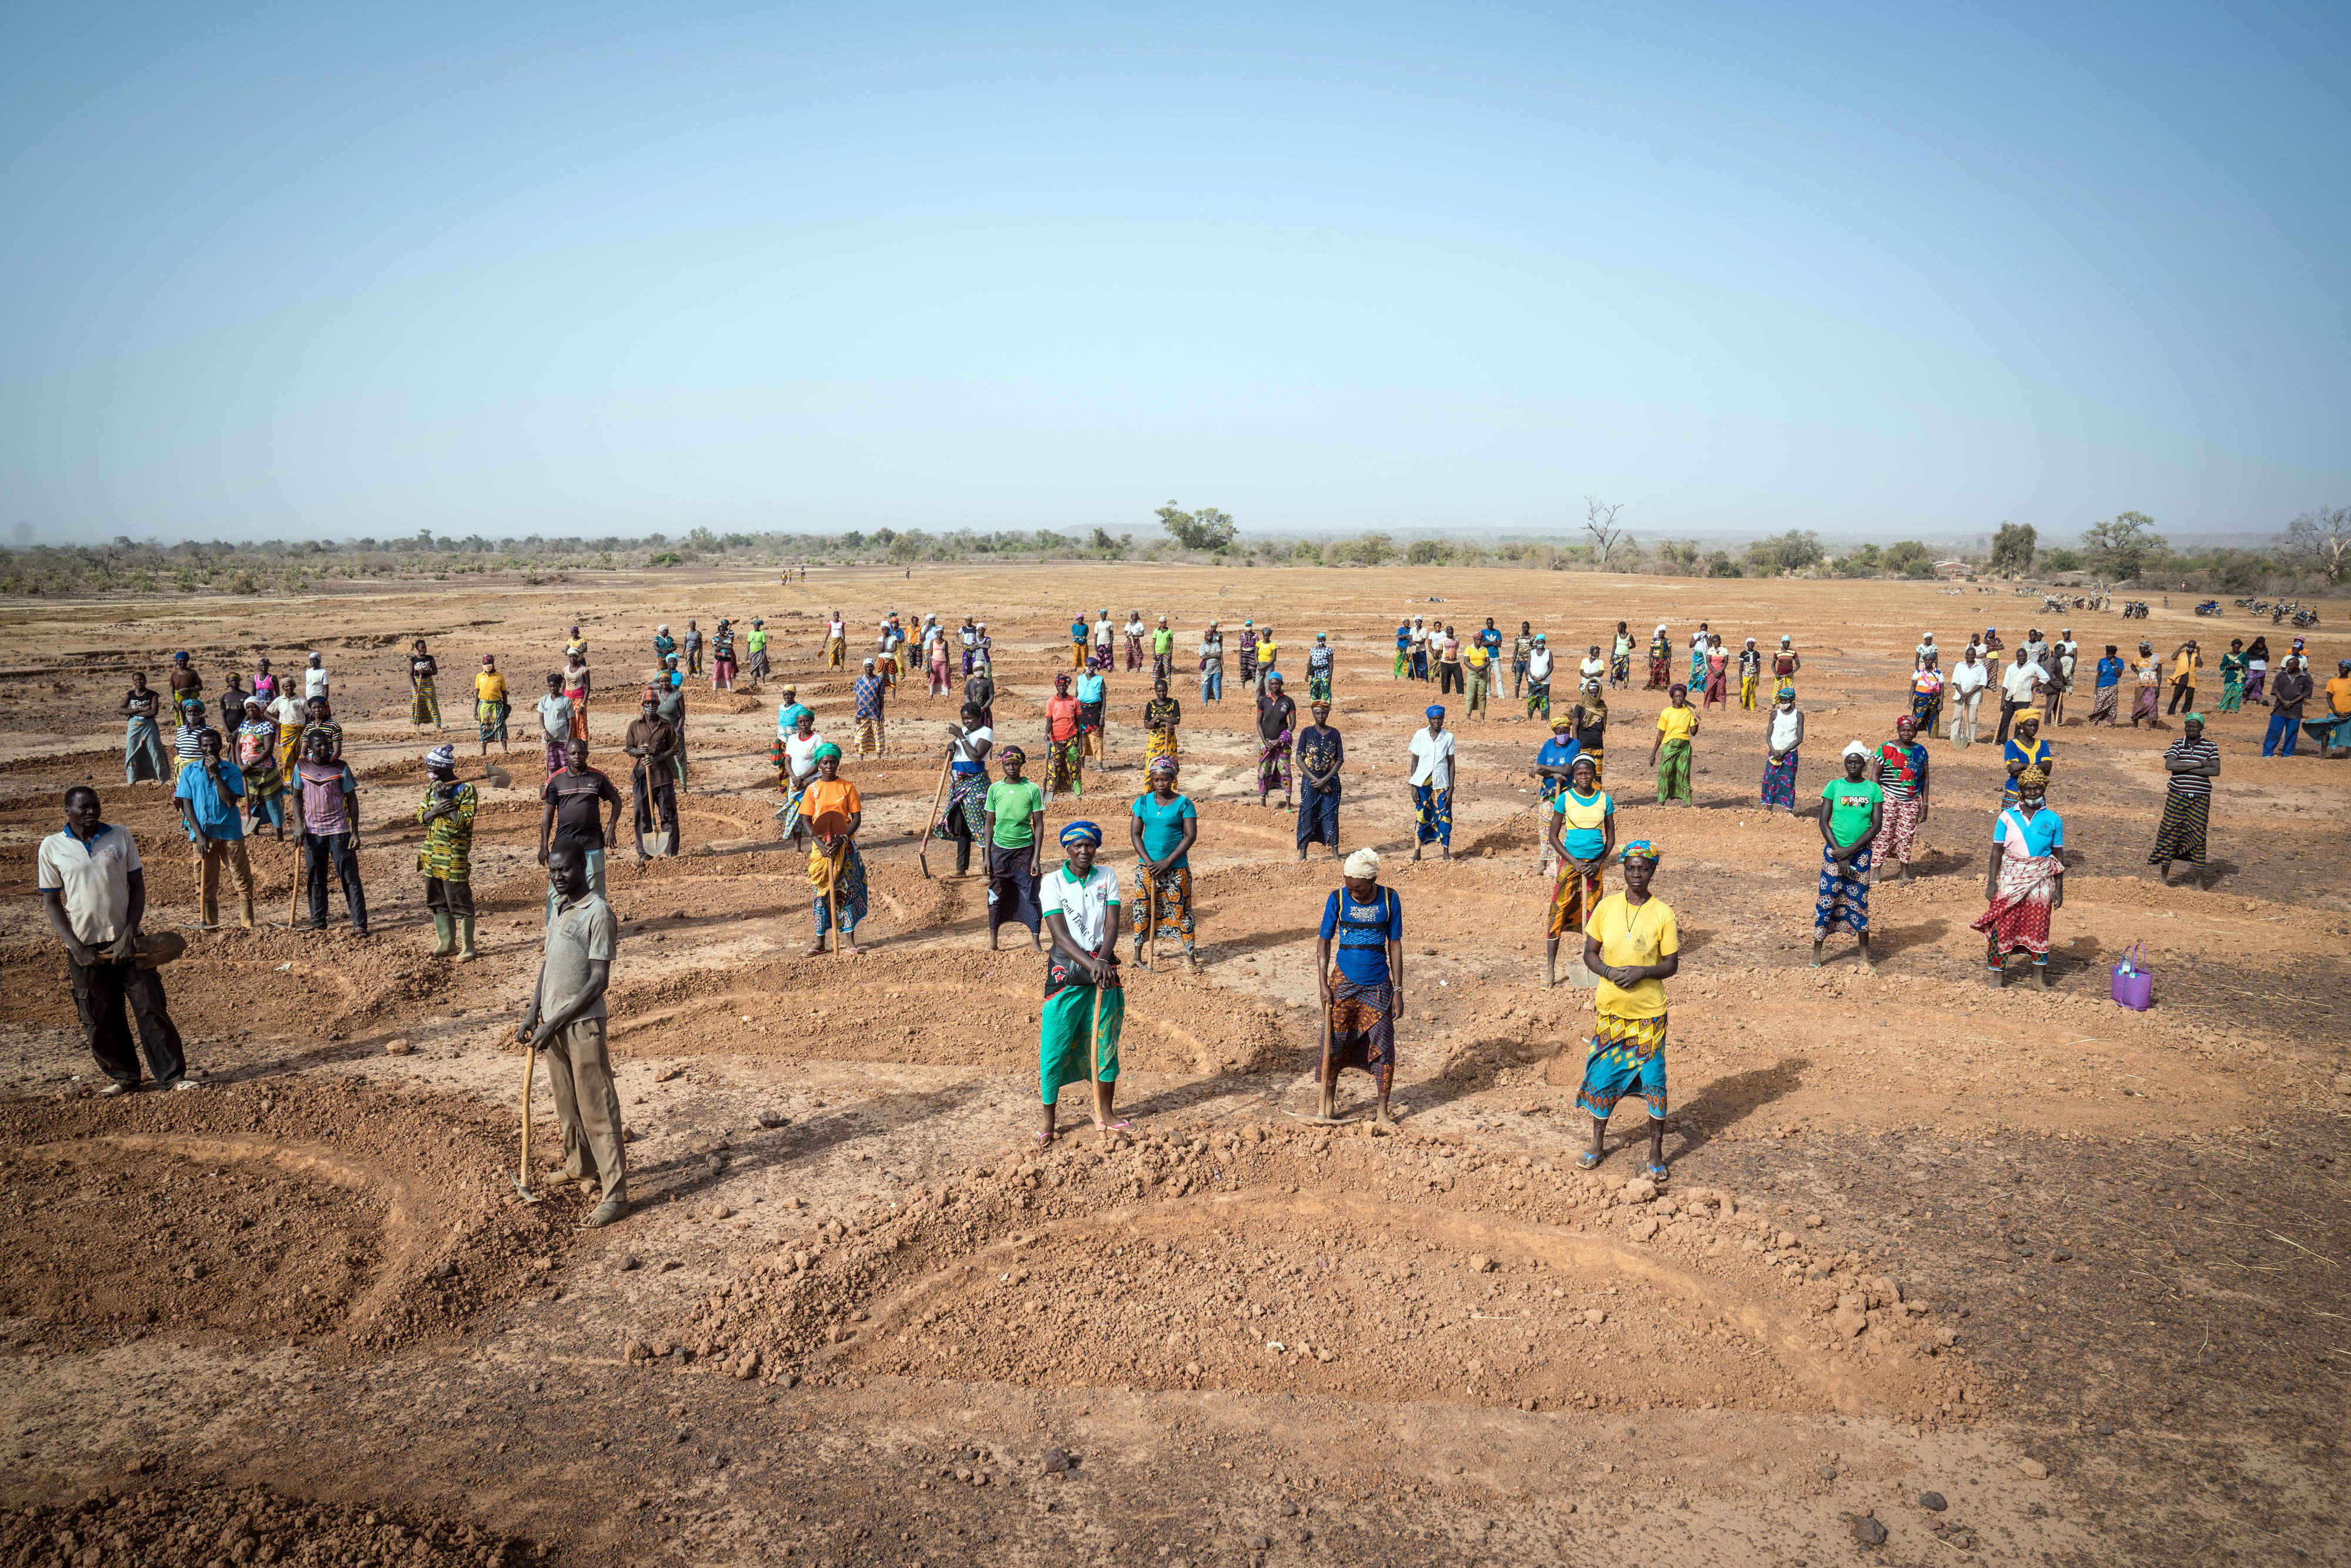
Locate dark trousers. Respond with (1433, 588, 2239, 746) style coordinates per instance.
(1995, 698, 2025, 744)
(633, 769, 679, 853)
(424, 875, 474, 918)
(1439, 663, 1463, 695)
(72, 959, 186, 1087)
(2167, 678, 2196, 715)
(303, 831, 368, 930)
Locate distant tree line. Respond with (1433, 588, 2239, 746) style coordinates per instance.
(2, 501, 2342, 597)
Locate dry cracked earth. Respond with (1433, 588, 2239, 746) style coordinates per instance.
(1, 563, 2346, 1567)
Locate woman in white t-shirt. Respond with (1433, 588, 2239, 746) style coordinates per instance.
(1406, 705, 1456, 860)
(1037, 822, 1126, 1142)
(777, 712, 828, 843)
(937, 704, 995, 876)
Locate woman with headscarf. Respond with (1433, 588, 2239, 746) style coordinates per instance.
(1545, 755, 1614, 988)
(1240, 618, 1262, 688)
(2218, 639, 2248, 712)
(1702, 634, 1729, 710)
(927, 623, 953, 697)
(1143, 678, 1181, 775)
(474, 655, 510, 755)
(1124, 609, 1146, 672)
(1815, 742, 1884, 969)
(1127, 756, 1201, 973)
(1407, 705, 1454, 859)
(984, 746, 1046, 948)
(2002, 711, 2054, 805)
(1646, 624, 1670, 689)
(1610, 622, 1634, 689)
(964, 657, 995, 730)
(1973, 768, 2063, 988)
(712, 619, 738, 693)
(1877, 713, 1931, 882)
(1687, 628, 1709, 693)
(1037, 820, 1126, 1141)
(1524, 634, 1553, 721)
(773, 708, 826, 843)
(1771, 635, 1801, 695)
(1907, 656, 1943, 739)
(1737, 637, 1761, 709)
(801, 743, 866, 956)
(932, 705, 994, 876)
(1044, 672, 1086, 802)
(409, 639, 440, 731)
(1076, 661, 1108, 763)
(1760, 685, 1803, 811)
(1650, 684, 1698, 805)
(1295, 700, 1344, 859)
(1570, 680, 1608, 785)
(236, 698, 289, 840)
(1316, 847, 1405, 1124)
(1255, 671, 1297, 809)
(2243, 635, 2269, 705)
(1575, 840, 1677, 1175)
(416, 743, 478, 960)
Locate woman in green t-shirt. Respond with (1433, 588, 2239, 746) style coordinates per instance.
(983, 747, 1046, 949)
(1814, 742, 1884, 970)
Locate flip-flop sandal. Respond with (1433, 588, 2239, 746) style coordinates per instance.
(1097, 1120, 1133, 1132)
(1034, 1130, 1056, 1147)
(1645, 1162, 1669, 1182)
(1576, 1151, 1603, 1170)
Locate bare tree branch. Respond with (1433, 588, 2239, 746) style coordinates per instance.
(1583, 497, 1628, 569)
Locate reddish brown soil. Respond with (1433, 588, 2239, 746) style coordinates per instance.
(1, 565, 2345, 1564)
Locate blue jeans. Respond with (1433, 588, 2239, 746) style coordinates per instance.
(250, 793, 286, 830)
(2263, 711, 2299, 756)
(1200, 667, 1222, 702)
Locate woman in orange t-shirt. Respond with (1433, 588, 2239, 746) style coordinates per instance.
(802, 745, 866, 956)
(1044, 672, 1085, 802)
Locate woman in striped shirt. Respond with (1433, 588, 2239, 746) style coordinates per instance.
(2149, 715, 2219, 889)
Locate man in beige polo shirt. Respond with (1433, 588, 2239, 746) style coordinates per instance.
(38, 786, 190, 1094)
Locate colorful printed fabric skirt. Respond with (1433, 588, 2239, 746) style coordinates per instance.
(1815, 843, 1873, 933)
(1576, 1011, 1667, 1120)
(1760, 748, 1799, 808)
(2218, 676, 2244, 712)
(1412, 783, 1452, 846)
(987, 842, 1041, 933)
(809, 839, 869, 932)
(778, 780, 808, 840)
(1910, 692, 1941, 736)
(1524, 679, 1550, 720)
(2148, 789, 2209, 865)
(1131, 860, 1196, 958)
(565, 689, 589, 741)
(856, 716, 883, 756)
(1258, 732, 1292, 793)
(1881, 795, 1924, 865)
(543, 739, 568, 778)
(933, 769, 989, 842)
(2132, 686, 2160, 721)
(1039, 973, 1122, 1104)
(410, 678, 438, 726)
(2243, 670, 2266, 703)
(1327, 976, 1395, 1095)
(1972, 853, 2058, 956)
(477, 700, 507, 742)
(2089, 685, 2119, 723)
(1049, 738, 1084, 795)
(1612, 654, 1632, 684)
(1546, 862, 1602, 939)
(1308, 675, 1332, 703)
(1144, 728, 1180, 771)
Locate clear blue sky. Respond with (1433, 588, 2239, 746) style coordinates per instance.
(3, 2, 2345, 547)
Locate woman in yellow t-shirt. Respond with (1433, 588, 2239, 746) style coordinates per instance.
(1254, 631, 1279, 693)
(1649, 685, 1699, 805)
(473, 656, 510, 754)
(1576, 842, 1679, 1178)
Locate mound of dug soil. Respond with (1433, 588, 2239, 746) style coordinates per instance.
(639, 1123, 1989, 1428)
(0, 1480, 544, 1567)
(0, 1076, 577, 1358)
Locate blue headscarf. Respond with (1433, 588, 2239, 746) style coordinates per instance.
(1059, 820, 1102, 848)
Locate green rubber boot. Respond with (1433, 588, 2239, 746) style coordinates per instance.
(429, 912, 456, 957)
(457, 916, 478, 962)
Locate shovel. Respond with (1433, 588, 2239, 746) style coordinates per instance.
(514, 1043, 544, 1204)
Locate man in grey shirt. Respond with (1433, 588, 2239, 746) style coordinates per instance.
(518, 840, 627, 1227)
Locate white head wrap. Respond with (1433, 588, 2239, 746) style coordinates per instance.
(1842, 739, 1870, 759)
(1342, 848, 1381, 879)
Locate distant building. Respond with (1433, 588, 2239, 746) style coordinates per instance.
(1935, 559, 1971, 578)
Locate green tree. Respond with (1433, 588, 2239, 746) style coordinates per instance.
(1656, 539, 1702, 574)
(1987, 522, 2037, 577)
(1884, 540, 1935, 578)
(1706, 551, 1741, 578)
(2081, 511, 2166, 584)
(1155, 501, 1238, 552)
(1833, 543, 1883, 578)
(1744, 530, 1824, 575)
(1405, 538, 1454, 565)
(1327, 532, 1395, 565)
(2041, 547, 2084, 572)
